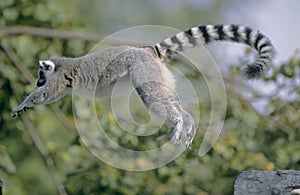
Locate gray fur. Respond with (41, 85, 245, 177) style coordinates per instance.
(12, 24, 275, 148)
(12, 46, 195, 146)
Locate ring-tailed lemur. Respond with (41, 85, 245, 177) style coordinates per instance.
(12, 24, 274, 148)
(37, 60, 56, 87)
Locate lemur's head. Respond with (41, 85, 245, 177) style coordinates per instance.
(37, 60, 56, 87)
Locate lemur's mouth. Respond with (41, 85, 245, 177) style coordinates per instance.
(37, 71, 46, 87)
(37, 78, 46, 87)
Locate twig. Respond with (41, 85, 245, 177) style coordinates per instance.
(0, 25, 103, 42)
(2, 40, 77, 133)
(21, 114, 68, 195)
(0, 40, 35, 83)
(0, 25, 145, 45)
(2, 41, 75, 194)
(51, 105, 77, 133)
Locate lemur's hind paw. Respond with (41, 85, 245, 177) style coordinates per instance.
(171, 118, 184, 146)
(171, 112, 196, 149)
(172, 133, 182, 146)
(184, 111, 196, 149)
(185, 136, 194, 149)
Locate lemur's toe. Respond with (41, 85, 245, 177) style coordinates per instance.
(185, 138, 193, 149)
(12, 107, 29, 118)
(12, 111, 17, 118)
(12, 109, 21, 118)
(172, 132, 182, 146)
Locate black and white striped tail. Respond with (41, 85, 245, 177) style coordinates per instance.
(153, 24, 274, 79)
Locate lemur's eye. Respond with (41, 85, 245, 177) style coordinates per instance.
(45, 65, 51, 70)
(42, 62, 51, 70)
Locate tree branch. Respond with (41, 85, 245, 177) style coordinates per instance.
(0, 25, 144, 45)
(0, 26, 103, 42)
(1, 40, 35, 83)
(1, 41, 79, 194)
(2, 41, 77, 134)
(21, 114, 68, 195)
(51, 105, 77, 133)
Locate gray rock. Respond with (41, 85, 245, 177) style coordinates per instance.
(234, 170, 300, 195)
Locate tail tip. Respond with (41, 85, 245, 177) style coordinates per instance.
(242, 64, 265, 80)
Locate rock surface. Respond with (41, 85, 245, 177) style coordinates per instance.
(234, 170, 300, 195)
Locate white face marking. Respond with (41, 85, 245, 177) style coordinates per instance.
(39, 60, 55, 78)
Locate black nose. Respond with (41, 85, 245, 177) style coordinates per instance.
(37, 79, 46, 87)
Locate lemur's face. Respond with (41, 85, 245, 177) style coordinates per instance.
(37, 60, 55, 87)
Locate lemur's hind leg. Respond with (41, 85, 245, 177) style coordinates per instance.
(128, 53, 196, 147)
(133, 81, 185, 146)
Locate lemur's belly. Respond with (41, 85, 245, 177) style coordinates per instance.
(72, 75, 133, 98)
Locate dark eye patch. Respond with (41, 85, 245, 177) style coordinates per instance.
(42, 62, 52, 70)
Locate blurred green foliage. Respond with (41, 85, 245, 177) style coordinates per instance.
(1, 0, 300, 195)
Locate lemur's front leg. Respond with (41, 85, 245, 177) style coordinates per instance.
(12, 87, 47, 117)
(12, 77, 69, 117)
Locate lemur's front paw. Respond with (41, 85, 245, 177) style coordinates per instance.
(12, 107, 29, 118)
